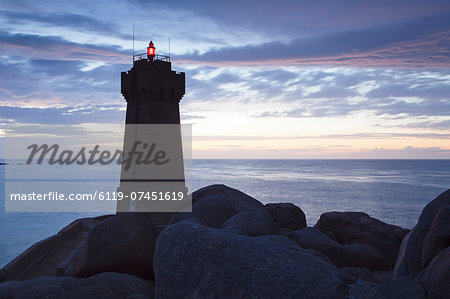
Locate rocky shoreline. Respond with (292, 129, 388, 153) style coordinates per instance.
(0, 184, 449, 298)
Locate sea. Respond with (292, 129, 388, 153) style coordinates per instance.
(1, 159, 449, 268)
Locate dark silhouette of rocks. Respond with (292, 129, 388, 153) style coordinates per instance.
(222, 209, 276, 236)
(343, 267, 392, 284)
(0, 272, 154, 299)
(421, 205, 450, 268)
(349, 280, 383, 299)
(394, 189, 450, 278)
(289, 227, 390, 270)
(376, 276, 426, 299)
(154, 218, 353, 298)
(264, 202, 307, 231)
(349, 277, 426, 299)
(420, 247, 450, 299)
(170, 184, 264, 228)
(71, 213, 158, 280)
(1, 185, 449, 298)
(314, 211, 409, 266)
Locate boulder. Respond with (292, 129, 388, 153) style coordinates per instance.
(344, 267, 375, 282)
(371, 270, 394, 283)
(375, 276, 425, 299)
(342, 267, 392, 283)
(154, 218, 354, 298)
(349, 281, 382, 299)
(170, 184, 264, 228)
(72, 213, 158, 280)
(420, 247, 450, 299)
(348, 277, 426, 299)
(343, 267, 392, 284)
(222, 209, 276, 236)
(264, 202, 307, 230)
(394, 189, 450, 278)
(421, 205, 450, 267)
(314, 211, 409, 266)
(288, 227, 390, 270)
(0, 272, 154, 299)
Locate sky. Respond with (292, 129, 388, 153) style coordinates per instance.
(0, 0, 449, 159)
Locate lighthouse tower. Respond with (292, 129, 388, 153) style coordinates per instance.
(117, 41, 187, 219)
(121, 41, 185, 124)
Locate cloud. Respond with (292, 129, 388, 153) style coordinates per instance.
(192, 132, 450, 141)
(400, 119, 450, 130)
(0, 105, 125, 124)
(193, 145, 450, 159)
(155, 0, 450, 38)
(0, 57, 128, 108)
(306, 85, 358, 98)
(254, 97, 450, 118)
(2, 11, 130, 40)
(0, 31, 129, 63)
(180, 114, 206, 121)
(175, 12, 450, 68)
(367, 82, 450, 100)
(369, 98, 450, 117)
(361, 146, 450, 159)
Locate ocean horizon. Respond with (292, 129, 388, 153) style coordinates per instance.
(1, 158, 449, 268)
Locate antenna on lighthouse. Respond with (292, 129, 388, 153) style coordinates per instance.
(168, 36, 171, 60)
(132, 24, 135, 62)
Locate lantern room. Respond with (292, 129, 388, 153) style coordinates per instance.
(132, 40, 170, 64)
(147, 41, 156, 60)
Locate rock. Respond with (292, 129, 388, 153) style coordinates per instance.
(303, 248, 335, 265)
(394, 189, 450, 278)
(348, 276, 426, 299)
(314, 211, 409, 266)
(393, 230, 411, 277)
(127, 295, 152, 299)
(170, 184, 264, 228)
(222, 209, 276, 236)
(154, 219, 354, 298)
(371, 270, 393, 283)
(421, 205, 450, 267)
(349, 281, 382, 299)
(420, 247, 450, 299)
(72, 213, 158, 280)
(344, 267, 376, 282)
(375, 276, 425, 299)
(127, 294, 152, 299)
(264, 202, 307, 230)
(289, 227, 390, 270)
(345, 268, 393, 284)
(343, 267, 392, 284)
(0, 272, 154, 299)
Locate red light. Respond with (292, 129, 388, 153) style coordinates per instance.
(147, 41, 156, 56)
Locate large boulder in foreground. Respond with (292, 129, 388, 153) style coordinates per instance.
(154, 218, 353, 298)
(349, 281, 382, 299)
(289, 227, 390, 270)
(348, 277, 425, 299)
(421, 205, 450, 267)
(314, 211, 409, 266)
(376, 276, 425, 299)
(0, 272, 154, 299)
(420, 246, 450, 299)
(394, 189, 450, 278)
(170, 184, 264, 228)
(72, 213, 158, 280)
(264, 202, 307, 230)
(343, 267, 391, 284)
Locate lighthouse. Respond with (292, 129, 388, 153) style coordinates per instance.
(117, 41, 188, 220)
(121, 41, 185, 124)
